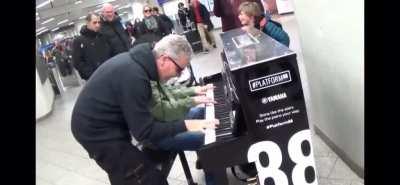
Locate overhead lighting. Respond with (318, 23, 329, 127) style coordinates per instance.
(36, 0, 53, 9)
(36, 12, 39, 16)
(74, 0, 82, 5)
(36, 27, 47, 32)
(37, 28, 49, 36)
(117, 4, 130, 10)
(79, 16, 86, 19)
(41, 17, 55, 25)
(51, 27, 60, 32)
(57, 19, 69, 25)
(122, 4, 131, 9)
(68, 22, 74, 25)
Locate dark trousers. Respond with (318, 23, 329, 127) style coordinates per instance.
(80, 140, 168, 185)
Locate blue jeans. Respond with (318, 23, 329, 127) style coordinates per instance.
(157, 107, 205, 151)
(156, 107, 215, 185)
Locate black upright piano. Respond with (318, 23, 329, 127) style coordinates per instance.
(198, 27, 319, 185)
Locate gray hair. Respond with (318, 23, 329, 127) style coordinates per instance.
(153, 34, 193, 61)
(85, 13, 99, 22)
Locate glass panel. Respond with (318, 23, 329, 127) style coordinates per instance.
(220, 27, 294, 71)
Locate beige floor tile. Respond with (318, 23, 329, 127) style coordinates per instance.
(36, 162, 70, 184)
(315, 156, 338, 178)
(328, 158, 359, 180)
(36, 177, 54, 185)
(54, 171, 107, 185)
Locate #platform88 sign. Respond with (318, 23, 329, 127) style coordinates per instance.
(247, 129, 318, 185)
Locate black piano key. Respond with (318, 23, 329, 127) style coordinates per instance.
(216, 130, 232, 137)
(216, 134, 234, 141)
(206, 82, 235, 142)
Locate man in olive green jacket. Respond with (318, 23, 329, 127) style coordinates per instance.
(150, 81, 215, 122)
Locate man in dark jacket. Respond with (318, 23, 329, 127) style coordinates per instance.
(71, 34, 218, 185)
(152, 6, 174, 34)
(188, 0, 216, 52)
(100, 3, 131, 56)
(213, 0, 264, 32)
(72, 13, 113, 80)
(178, 2, 189, 31)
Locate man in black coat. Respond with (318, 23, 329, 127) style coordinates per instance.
(178, 2, 189, 31)
(71, 34, 219, 185)
(152, 6, 174, 34)
(100, 3, 131, 56)
(72, 13, 113, 80)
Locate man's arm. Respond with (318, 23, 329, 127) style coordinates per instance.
(118, 71, 187, 144)
(72, 38, 91, 80)
(150, 82, 195, 122)
(164, 84, 196, 98)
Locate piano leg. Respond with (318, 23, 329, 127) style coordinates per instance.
(178, 152, 198, 185)
(207, 169, 229, 185)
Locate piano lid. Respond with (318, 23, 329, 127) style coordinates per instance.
(220, 27, 295, 71)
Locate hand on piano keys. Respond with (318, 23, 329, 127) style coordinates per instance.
(192, 95, 217, 105)
(184, 119, 220, 132)
(204, 82, 234, 144)
(193, 84, 215, 95)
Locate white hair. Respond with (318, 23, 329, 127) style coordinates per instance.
(152, 34, 193, 61)
(102, 3, 114, 11)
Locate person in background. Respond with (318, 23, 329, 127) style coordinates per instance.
(178, 2, 189, 31)
(125, 21, 134, 38)
(188, 0, 216, 53)
(238, 1, 290, 46)
(72, 13, 113, 81)
(152, 6, 174, 34)
(132, 5, 169, 46)
(260, 0, 272, 20)
(71, 34, 219, 185)
(132, 18, 143, 38)
(52, 40, 71, 76)
(100, 3, 131, 55)
(213, 0, 264, 32)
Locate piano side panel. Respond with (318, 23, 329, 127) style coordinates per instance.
(232, 54, 318, 185)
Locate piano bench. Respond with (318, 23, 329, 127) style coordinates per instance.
(142, 147, 198, 185)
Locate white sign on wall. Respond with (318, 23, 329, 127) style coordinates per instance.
(276, 0, 295, 14)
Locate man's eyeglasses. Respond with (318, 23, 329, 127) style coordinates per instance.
(166, 56, 184, 74)
(144, 9, 152, 13)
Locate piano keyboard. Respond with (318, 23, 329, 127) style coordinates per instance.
(204, 81, 234, 145)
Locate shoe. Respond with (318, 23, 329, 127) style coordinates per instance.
(195, 159, 202, 169)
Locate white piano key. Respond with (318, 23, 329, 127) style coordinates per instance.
(204, 128, 216, 145)
(204, 85, 216, 145)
